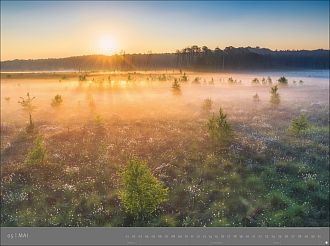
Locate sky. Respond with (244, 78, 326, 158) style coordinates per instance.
(1, 1, 329, 60)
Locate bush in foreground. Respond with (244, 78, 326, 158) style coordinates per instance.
(288, 114, 309, 135)
(119, 159, 168, 221)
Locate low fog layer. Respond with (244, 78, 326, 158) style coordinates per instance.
(1, 71, 329, 129)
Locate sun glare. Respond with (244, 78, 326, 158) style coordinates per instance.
(97, 36, 116, 55)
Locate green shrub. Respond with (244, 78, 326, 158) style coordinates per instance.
(288, 114, 309, 135)
(201, 98, 213, 114)
(25, 136, 47, 165)
(208, 108, 232, 144)
(18, 93, 35, 110)
(180, 73, 188, 82)
(119, 159, 168, 220)
(278, 76, 288, 85)
(270, 85, 280, 105)
(251, 78, 260, 84)
(228, 77, 236, 84)
(172, 78, 180, 90)
(51, 94, 63, 107)
(270, 85, 278, 94)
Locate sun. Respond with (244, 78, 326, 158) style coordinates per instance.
(97, 36, 116, 55)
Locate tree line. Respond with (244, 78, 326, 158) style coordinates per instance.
(1, 46, 329, 71)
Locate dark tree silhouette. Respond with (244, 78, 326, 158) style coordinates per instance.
(2, 46, 328, 71)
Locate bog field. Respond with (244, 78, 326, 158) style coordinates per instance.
(0, 70, 329, 227)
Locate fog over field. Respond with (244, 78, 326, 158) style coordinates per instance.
(1, 70, 328, 124)
(1, 70, 329, 227)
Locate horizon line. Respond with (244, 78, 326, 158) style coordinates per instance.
(1, 46, 330, 63)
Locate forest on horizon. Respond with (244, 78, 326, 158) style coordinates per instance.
(1, 46, 329, 71)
